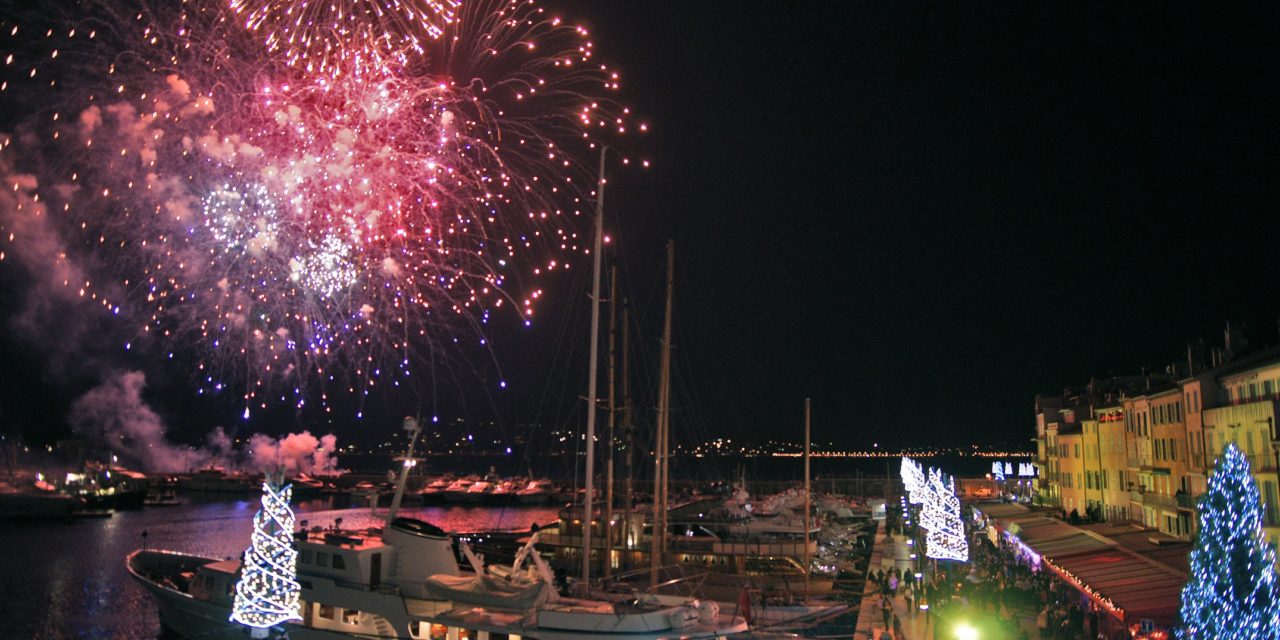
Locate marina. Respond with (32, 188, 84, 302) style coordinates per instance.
(0, 494, 563, 639)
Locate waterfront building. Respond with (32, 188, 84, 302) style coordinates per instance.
(1034, 343, 1280, 554)
(1083, 405, 1129, 523)
(1057, 425, 1086, 518)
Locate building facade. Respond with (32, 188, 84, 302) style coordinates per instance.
(1033, 348, 1280, 549)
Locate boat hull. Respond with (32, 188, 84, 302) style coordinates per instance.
(0, 491, 78, 519)
(129, 549, 747, 640)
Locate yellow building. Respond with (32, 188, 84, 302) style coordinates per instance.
(1036, 350, 1280, 555)
(1057, 427, 1086, 518)
(1202, 398, 1280, 548)
(1147, 388, 1193, 538)
(1082, 405, 1129, 523)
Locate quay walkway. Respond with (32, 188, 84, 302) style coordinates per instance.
(853, 521, 1040, 639)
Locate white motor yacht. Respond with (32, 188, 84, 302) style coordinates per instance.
(516, 479, 556, 505)
(128, 516, 747, 640)
(443, 477, 476, 503)
(463, 480, 494, 503)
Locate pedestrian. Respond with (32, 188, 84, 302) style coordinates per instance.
(892, 613, 904, 640)
(882, 593, 893, 629)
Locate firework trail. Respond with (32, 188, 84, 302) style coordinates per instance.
(0, 0, 643, 418)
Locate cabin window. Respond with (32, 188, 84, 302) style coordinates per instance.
(342, 608, 360, 624)
(458, 629, 473, 640)
(430, 623, 448, 640)
(319, 604, 335, 620)
(300, 549, 313, 564)
(317, 552, 329, 568)
(490, 634, 509, 640)
(332, 553, 346, 570)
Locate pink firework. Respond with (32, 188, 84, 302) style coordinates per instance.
(0, 0, 644, 416)
(230, 0, 461, 77)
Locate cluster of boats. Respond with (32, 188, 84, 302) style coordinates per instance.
(126, 469, 879, 639)
(130, 514, 751, 640)
(0, 464, 568, 521)
(0, 463, 184, 518)
(418, 475, 560, 505)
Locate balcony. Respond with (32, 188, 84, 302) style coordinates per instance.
(1129, 490, 1144, 504)
(1176, 493, 1196, 510)
(1145, 493, 1175, 510)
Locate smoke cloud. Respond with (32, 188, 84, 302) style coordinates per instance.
(69, 370, 192, 473)
(68, 370, 340, 475)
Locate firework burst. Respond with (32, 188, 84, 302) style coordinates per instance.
(0, 0, 643, 417)
(230, 0, 461, 77)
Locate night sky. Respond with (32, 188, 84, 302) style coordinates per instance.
(2, 2, 1280, 453)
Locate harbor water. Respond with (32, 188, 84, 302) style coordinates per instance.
(0, 495, 560, 640)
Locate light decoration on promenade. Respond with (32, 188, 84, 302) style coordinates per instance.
(917, 466, 943, 532)
(925, 468, 968, 562)
(901, 457, 927, 504)
(1180, 443, 1280, 639)
(231, 473, 302, 631)
(992, 461, 1006, 482)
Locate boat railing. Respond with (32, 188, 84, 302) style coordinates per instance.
(605, 564, 712, 597)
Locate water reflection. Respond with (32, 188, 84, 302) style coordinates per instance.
(0, 496, 560, 639)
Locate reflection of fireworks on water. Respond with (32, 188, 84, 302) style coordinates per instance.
(0, 0, 642, 417)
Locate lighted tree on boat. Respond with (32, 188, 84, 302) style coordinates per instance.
(231, 473, 303, 631)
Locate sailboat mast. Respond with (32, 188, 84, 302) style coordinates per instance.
(621, 305, 634, 560)
(582, 146, 606, 589)
(804, 398, 812, 598)
(604, 265, 618, 580)
(650, 240, 675, 588)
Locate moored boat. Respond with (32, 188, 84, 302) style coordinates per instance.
(127, 516, 748, 640)
(177, 467, 256, 493)
(0, 480, 78, 519)
(442, 477, 476, 503)
(516, 479, 556, 505)
(418, 476, 451, 503)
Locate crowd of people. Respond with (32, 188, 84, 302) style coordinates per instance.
(864, 505, 1112, 639)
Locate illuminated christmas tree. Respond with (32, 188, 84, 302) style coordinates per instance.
(1179, 443, 1280, 639)
(925, 469, 968, 562)
(231, 472, 302, 632)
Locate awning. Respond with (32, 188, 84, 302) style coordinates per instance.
(1043, 548, 1184, 626)
(1024, 532, 1110, 558)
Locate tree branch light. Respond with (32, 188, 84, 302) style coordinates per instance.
(231, 474, 302, 631)
(901, 456, 927, 505)
(1179, 443, 1280, 639)
(925, 468, 968, 562)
